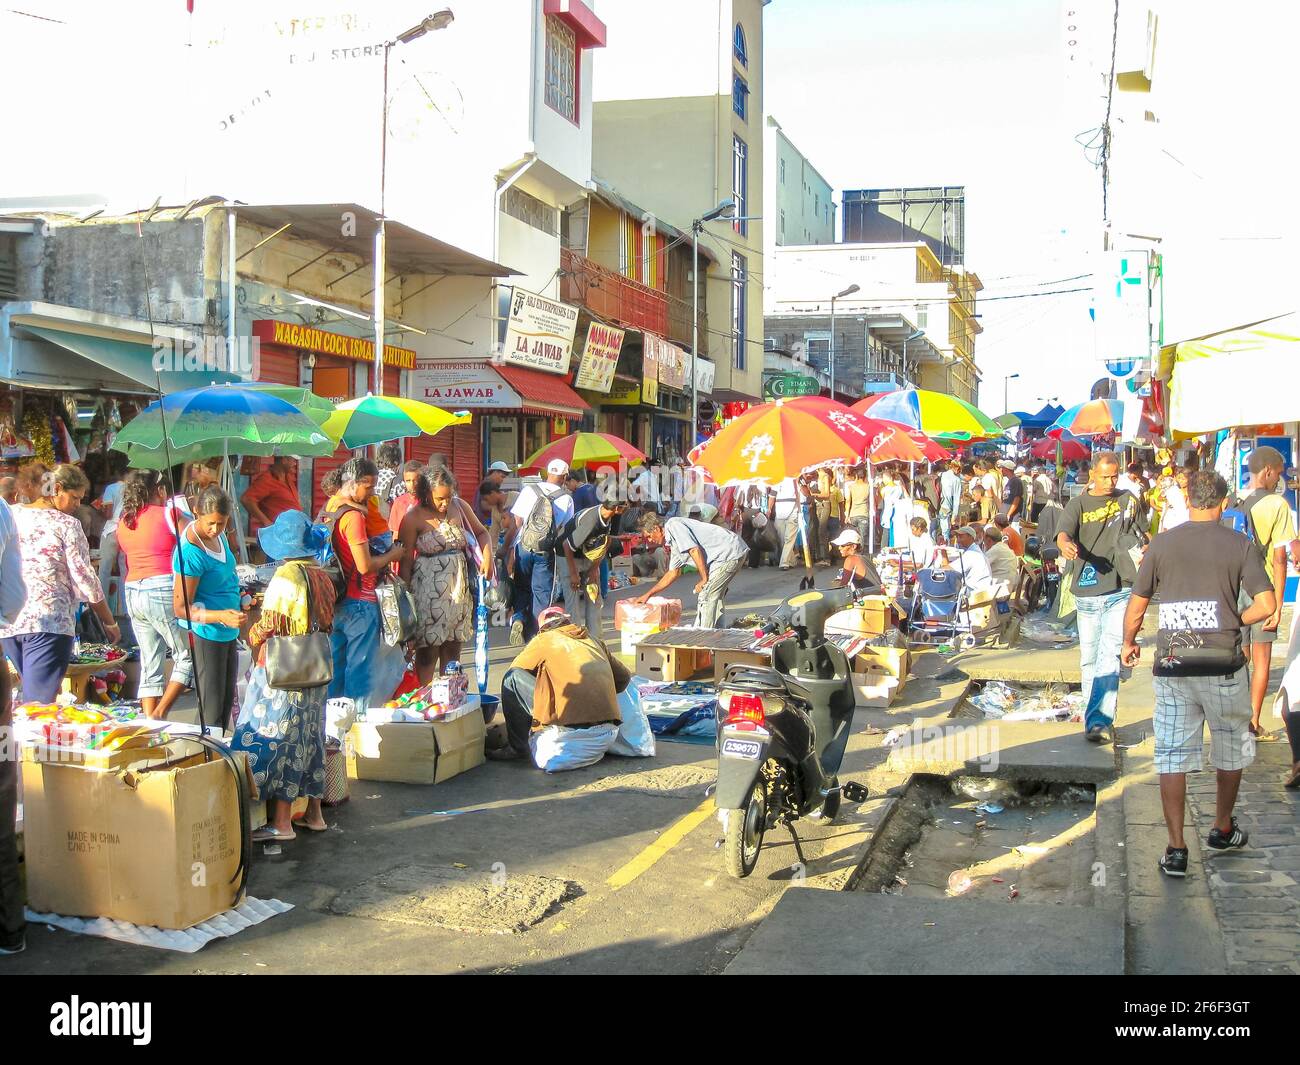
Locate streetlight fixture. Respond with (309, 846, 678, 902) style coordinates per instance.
(828, 284, 860, 400)
(374, 10, 455, 398)
(1004, 371, 1021, 415)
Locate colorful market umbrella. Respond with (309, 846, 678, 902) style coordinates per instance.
(319, 394, 471, 449)
(241, 383, 337, 427)
(521, 431, 645, 472)
(853, 388, 1002, 441)
(995, 412, 1027, 431)
(869, 422, 953, 464)
(1046, 399, 1123, 438)
(109, 383, 337, 468)
(1030, 432, 1090, 462)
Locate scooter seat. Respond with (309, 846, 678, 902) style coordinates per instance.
(722, 664, 785, 692)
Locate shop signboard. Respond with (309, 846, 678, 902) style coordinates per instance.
(503, 288, 580, 375)
(253, 319, 416, 369)
(763, 373, 821, 400)
(595, 380, 641, 406)
(1093, 250, 1150, 369)
(409, 360, 522, 408)
(573, 321, 626, 393)
(694, 356, 715, 395)
(648, 333, 688, 390)
(643, 337, 660, 407)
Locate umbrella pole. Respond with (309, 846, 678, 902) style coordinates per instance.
(225, 439, 250, 564)
(868, 464, 876, 555)
(797, 498, 814, 590)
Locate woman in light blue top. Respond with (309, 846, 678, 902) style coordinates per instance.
(173, 486, 245, 730)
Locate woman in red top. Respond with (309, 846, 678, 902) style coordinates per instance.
(116, 470, 193, 718)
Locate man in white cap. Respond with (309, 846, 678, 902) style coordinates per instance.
(937, 525, 995, 596)
(507, 458, 576, 643)
(998, 458, 1024, 521)
(829, 527, 883, 591)
(474, 460, 513, 525)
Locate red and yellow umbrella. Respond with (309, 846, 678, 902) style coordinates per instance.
(867, 422, 952, 464)
(520, 431, 645, 472)
(1046, 399, 1123, 439)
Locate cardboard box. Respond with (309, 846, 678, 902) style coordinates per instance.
(825, 597, 895, 638)
(23, 753, 244, 929)
(852, 667, 902, 708)
(615, 597, 683, 632)
(854, 646, 911, 680)
(713, 648, 772, 682)
(636, 644, 713, 682)
(346, 708, 485, 786)
(620, 621, 661, 657)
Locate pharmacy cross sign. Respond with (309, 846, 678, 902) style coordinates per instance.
(1116, 258, 1144, 297)
(740, 433, 775, 474)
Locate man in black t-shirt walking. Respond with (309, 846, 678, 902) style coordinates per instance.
(1122, 471, 1275, 878)
(1056, 451, 1147, 742)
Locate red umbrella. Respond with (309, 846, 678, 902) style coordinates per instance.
(1030, 434, 1090, 462)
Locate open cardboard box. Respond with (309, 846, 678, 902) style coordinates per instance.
(851, 663, 905, 708)
(346, 704, 485, 786)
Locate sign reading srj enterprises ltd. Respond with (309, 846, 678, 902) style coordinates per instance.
(503, 288, 580, 375)
(573, 321, 626, 393)
(409, 361, 522, 408)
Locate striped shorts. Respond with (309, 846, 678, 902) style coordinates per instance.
(1153, 669, 1254, 775)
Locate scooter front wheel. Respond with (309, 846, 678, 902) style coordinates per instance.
(724, 781, 767, 878)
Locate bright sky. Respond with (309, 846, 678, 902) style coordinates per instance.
(764, 0, 1103, 415)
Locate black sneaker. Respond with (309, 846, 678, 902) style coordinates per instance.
(1159, 847, 1189, 878)
(0, 931, 25, 956)
(1207, 817, 1249, 851)
(485, 745, 526, 763)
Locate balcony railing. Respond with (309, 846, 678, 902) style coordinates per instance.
(560, 247, 669, 337)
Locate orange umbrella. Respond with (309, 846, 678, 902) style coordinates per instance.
(867, 421, 952, 464)
(692, 396, 901, 485)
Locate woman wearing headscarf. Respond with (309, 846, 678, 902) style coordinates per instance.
(238, 511, 335, 843)
(115, 469, 192, 719)
(0, 463, 120, 703)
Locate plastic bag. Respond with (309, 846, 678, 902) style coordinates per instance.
(325, 697, 357, 743)
(609, 684, 655, 758)
(529, 722, 619, 773)
(368, 641, 409, 710)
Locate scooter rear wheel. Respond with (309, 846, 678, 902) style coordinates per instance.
(724, 781, 767, 879)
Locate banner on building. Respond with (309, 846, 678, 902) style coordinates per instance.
(573, 321, 626, 393)
(643, 338, 659, 406)
(503, 288, 580, 375)
(409, 360, 521, 407)
(694, 356, 715, 395)
(647, 333, 688, 390)
(592, 380, 640, 406)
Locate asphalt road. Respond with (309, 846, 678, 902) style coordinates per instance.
(12, 561, 866, 975)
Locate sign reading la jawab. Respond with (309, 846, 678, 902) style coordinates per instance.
(503, 288, 580, 375)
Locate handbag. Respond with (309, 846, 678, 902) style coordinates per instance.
(376, 574, 419, 647)
(264, 566, 334, 691)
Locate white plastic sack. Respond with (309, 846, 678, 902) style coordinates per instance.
(1274, 653, 1300, 720)
(325, 697, 357, 742)
(609, 683, 655, 758)
(368, 642, 408, 710)
(232, 641, 254, 726)
(529, 722, 619, 773)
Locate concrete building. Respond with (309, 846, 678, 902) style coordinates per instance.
(765, 241, 982, 405)
(764, 116, 836, 263)
(592, 0, 768, 426)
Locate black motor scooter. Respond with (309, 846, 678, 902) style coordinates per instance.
(714, 586, 869, 878)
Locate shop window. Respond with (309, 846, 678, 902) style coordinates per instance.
(545, 14, 578, 123)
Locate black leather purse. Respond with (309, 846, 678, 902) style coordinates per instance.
(264, 565, 334, 691)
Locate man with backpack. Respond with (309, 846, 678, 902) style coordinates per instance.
(1225, 446, 1298, 735)
(1122, 471, 1276, 877)
(507, 459, 576, 644)
(555, 497, 626, 637)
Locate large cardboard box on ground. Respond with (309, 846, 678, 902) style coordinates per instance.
(713, 648, 772, 681)
(852, 663, 906, 708)
(824, 597, 896, 638)
(854, 646, 911, 680)
(615, 597, 682, 631)
(635, 644, 712, 682)
(22, 753, 244, 930)
(346, 707, 485, 785)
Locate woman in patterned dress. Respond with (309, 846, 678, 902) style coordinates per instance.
(398, 467, 493, 681)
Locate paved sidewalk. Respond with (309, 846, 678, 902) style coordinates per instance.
(1185, 736, 1300, 974)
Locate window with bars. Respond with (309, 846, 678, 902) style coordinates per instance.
(544, 14, 577, 123)
(732, 252, 747, 371)
(732, 136, 748, 237)
(503, 185, 557, 235)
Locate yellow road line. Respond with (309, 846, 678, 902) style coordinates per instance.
(606, 799, 716, 891)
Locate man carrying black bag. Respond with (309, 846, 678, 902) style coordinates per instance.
(1122, 471, 1276, 879)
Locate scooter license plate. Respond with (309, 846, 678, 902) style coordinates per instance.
(722, 738, 762, 760)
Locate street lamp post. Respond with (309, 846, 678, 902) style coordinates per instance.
(1003, 371, 1020, 415)
(901, 327, 923, 389)
(690, 199, 740, 441)
(375, 10, 454, 399)
(828, 284, 859, 401)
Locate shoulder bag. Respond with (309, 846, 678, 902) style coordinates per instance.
(264, 565, 335, 691)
